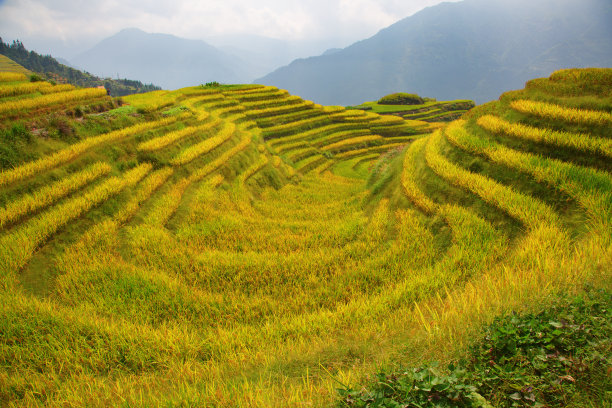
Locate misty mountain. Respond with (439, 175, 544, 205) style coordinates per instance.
(257, 0, 612, 105)
(71, 28, 253, 90)
(206, 34, 346, 80)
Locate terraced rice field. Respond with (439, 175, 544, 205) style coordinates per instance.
(353, 98, 475, 123)
(0, 69, 610, 407)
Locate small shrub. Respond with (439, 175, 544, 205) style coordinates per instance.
(378, 93, 425, 105)
(29, 73, 43, 82)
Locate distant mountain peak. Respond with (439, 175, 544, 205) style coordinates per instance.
(257, 0, 612, 105)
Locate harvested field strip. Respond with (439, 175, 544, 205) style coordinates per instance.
(137, 119, 222, 152)
(477, 115, 612, 158)
(171, 122, 236, 166)
(321, 135, 383, 152)
(0, 164, 151, 275)
(510, 99, 612, 126)
(0, 116, 179, 187)
(446, 120, 612, 232)
(0, 87, 108, 114)
(425, 130, 559, 229)
(0, 162, 112, 229)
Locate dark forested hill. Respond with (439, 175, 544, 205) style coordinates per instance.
(0, 38, 160, 96)
(257, 0, 612, 105)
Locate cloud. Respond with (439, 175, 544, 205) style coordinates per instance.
(0, 0, 462, 53)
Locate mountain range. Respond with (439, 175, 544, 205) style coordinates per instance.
(70, 28, 249, 90)
(257, 0, 612, 105)
(69, 29, 342, 90)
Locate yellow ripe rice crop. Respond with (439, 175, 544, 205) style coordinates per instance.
(238, 156, 269, 184)
(211, 104, 245, 117)
(38, 84, 75, 94)
(268, 123, 363, 147)
(329, 110, 367, 119)
(296, 155, 325, 172)
(320, 135, 382, 151)
(425, 130, 558, 229)
(477, 115, 612, 158)
(335, 143, 407, 159)
(137, 119, 222, 152)
(272, 156, 282, 167)
(275, 140, 308, 154)
(0, 81, 53, 97)
(322, 106, 345, 114)
(144, 178, 192, 226)
(446, 120, 612, 232)
(225, 85, 275, 95)
(171, 122, 236, 166)
(263, 115, 330, 137)
(368, 115, 405, 125)
(113, 167, 174, 224)
(55, 167, 174, 275)
(510, 99, 612, 126)
(188, 133, 252, 182)
(401, 138, 437, 214)
(0, 163, 151, 274)
(241, 95, 302, 109)
(0, 72, 27, 82)
(245, 100, 314, 118)
(0, 116, 178, 187)
(233, 89, 289, 102)
(0, 162, 112, 229)
(124, 90, 178, 112)
(311, 129, 371, 147)
(0, 87, 107, 114)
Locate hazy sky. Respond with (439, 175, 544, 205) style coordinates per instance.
(0, 0, 462, 57)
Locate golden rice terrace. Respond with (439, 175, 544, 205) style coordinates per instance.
(0, 68, 610, 407)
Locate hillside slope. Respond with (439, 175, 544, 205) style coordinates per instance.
(0, 55, 30, 75)
(258, 0, 612, 105)
(0, 69, 610, 407)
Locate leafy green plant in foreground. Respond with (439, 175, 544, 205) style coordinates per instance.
(338, 289, 611, 407)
